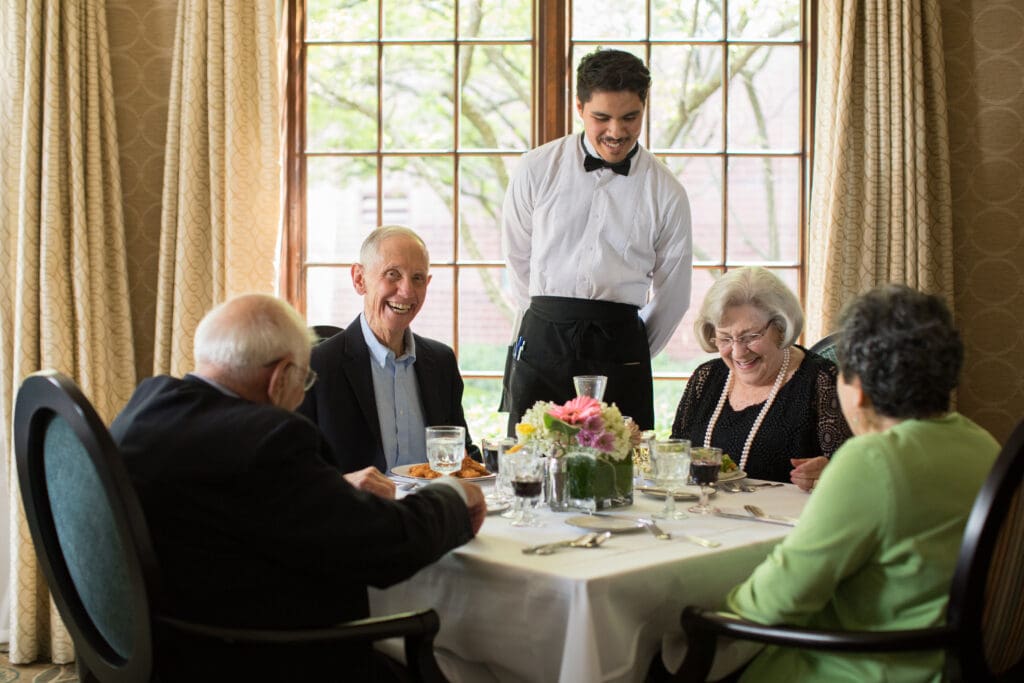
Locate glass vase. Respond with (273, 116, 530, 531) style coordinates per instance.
(565, 447, 633, 511)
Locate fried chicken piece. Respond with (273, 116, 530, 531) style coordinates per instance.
(407, 457, 491, 479)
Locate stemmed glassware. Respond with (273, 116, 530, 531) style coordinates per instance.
(425, 426, 465, 477)
(688, 446, 722, 514)
(509, 444, 545, 527)
(650, 438, 691, 520)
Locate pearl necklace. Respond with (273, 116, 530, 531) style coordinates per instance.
(704, 347, 791, 471)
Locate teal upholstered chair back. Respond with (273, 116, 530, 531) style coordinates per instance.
(15, 371, 156, 682)
(807, 333, 839, 363)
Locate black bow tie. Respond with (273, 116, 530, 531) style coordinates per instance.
(581, 135, 639, 176)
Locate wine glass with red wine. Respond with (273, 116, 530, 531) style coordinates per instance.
(510, 445, 545, 527)
(688, 447, 722, 514)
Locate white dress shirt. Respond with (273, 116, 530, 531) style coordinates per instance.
(502, 133, 693, 356)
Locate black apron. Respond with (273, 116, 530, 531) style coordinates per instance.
(500, 296, 654, 433)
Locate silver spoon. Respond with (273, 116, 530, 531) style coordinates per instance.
(744, 504, 766, 518)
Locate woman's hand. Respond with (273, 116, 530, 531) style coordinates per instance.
(790, 456, 829, 492)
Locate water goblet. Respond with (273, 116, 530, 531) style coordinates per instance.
(483, 436, 516, 505)
(425, 426, 465, 478)
(497, 440, 522, 518)
(572, 375, 607, 401)
(651, 438, 691, 520)
(688, 446, 723, 515)
(509, 445, 545, 527)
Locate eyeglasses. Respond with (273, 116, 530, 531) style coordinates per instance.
(712, 324, 771, 350)
(292, 363, 318, 391)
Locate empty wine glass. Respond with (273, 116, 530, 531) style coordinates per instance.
(688, 446, 722, 515)
(572, 375, 607, 401)
(425, 426, 465, 477)
(509, 445, 545, 527)
(651, 439, 691, 520)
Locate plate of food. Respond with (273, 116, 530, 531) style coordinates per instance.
(391, 458, 495, 482)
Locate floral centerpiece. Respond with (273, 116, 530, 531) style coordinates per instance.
(515, 397, 640, 510)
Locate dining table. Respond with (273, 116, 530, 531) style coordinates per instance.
(370, 477, 810, 683)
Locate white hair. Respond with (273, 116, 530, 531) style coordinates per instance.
(693, 267, 804, 353)
(359, 225, 430, 269)
(193, 294, 315, 383)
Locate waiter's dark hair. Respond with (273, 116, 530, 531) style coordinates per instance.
(577, 49, 651, 104)
(834, 284, 962, 419)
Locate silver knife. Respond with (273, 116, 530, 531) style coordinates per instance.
(589, 512, 671, 540)
(715, 511, 796, 526)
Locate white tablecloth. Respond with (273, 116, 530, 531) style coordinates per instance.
(370, 482, 810, 683)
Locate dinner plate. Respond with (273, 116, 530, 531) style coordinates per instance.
(390, 463, 495, 482)
(717, 469, 747, 482)
(636, 485, 713, 502)
(565, 515, 646, 534)
(486, 500, 511, 515)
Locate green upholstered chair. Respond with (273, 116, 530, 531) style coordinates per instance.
(649, 418, 1024, 683)
(807, 333, 839, 363)
(14, 370, 446, 682)
(312, 324, 343, 343)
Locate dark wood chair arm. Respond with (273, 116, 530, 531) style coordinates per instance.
(673, 606, 954, 683)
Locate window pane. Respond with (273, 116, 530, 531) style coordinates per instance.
(728, 0, 801, 41)
(728, 44, 800, 151)
(307, 46, 377, 152)
(726, 156, 799, 263)
(460, 44, 532, 151)
(572, 0, 647, 40)
(307, 0, 377, 41)
(653, 267, 720, 375)
(651, 0, 724, 40)
(459, 0, 531, 39)
(306, 266, 363, 328)
(458, 266, 515, 373)
(662, 156, 723, 264)
(307, 156, 378, 262)
(459, 155, 519, 262)
(653, 379, 688, 434)
(649, 45, 723, 151)
(382, 45, 454, 150)
(381, 156, 454, 261)
(413, 267, 454, 346)
(463, 378, 506, 442)
(383, 0, 454, 40)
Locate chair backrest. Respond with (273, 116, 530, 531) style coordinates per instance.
(946, 418, 1024, 681)
(311, 324, 343, 342)
(14, 371, 159, 682)
(807, 333, 839, 363)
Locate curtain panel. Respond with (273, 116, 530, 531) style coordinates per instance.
(0, 0, 136, 662)
(806, 0, 954, 342)
(153, 0, 281, 376)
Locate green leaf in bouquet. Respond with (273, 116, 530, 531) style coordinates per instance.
(543, 412, 581, 438)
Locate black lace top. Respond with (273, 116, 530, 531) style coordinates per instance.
(671, 347, 853, 482)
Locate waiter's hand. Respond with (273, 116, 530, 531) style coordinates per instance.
(458, 482, 487, 534)
(344, 467, 396, 499)
(790, 456, 829, 492)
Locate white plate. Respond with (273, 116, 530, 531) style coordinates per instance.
(637, 485, 712, 502)
(486, 501, 511, 515)
(390, 463, 495, 482)
(565, 515, 646, 534)
(718, 469, 747, 482)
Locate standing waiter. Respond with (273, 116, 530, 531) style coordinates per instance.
(501, 48, 693, 432)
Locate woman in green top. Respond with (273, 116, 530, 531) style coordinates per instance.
(725, 285, 1000, 682)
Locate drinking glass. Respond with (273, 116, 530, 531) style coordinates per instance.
(483, 437, 516, 505)
(651, 438, 691, 520)
(688, 446, 723, 514)
(572, 375, 607, 401)
(425, 426, 465, 477)
(633, 429, 657, 486)
(509, 445, 545, 527)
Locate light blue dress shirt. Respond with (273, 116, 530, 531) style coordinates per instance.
(359, 313, 427, 471)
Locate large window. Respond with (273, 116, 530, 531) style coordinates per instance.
(285, 0, 808, 439)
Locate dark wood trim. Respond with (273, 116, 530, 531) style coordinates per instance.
(282, 0, 307, 313)
(535, 1, 569, 145)
(801, 0, 818, 307)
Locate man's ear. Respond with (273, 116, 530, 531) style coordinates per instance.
(266, 359, 292, 407)
(351, 264, 367, 295)
(849, 375, 870, 409)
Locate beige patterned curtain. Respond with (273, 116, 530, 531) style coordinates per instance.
(153, 0, 281, 376)
(806, 0, 954, 342)
(0, 0, 136, 663)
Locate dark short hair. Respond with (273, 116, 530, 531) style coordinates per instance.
(835, 284, 962, 419)
(576, 49, 651, 104)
